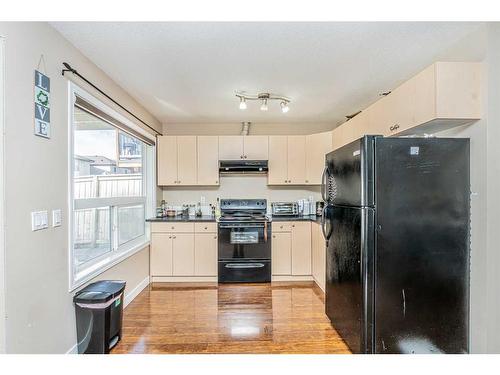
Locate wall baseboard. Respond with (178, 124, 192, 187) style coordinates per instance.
(312, 276, 325, 293)
(271, 275, 314, 282)
(124, 276, 150, 307)
(151, 276, 217, 283)
(66, 276, 150, 354)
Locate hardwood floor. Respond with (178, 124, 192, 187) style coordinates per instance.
(112, 281, 351, 354)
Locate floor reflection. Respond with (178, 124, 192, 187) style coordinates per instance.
(112, 282, 351, 354)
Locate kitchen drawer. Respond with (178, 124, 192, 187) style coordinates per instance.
(195, 222, 217, 233)
(151, 222, 195, 233)
(272, 222, 293, 232)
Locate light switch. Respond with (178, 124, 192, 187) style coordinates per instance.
(31, 211, 48, 231)
(52, 209, 62, 227)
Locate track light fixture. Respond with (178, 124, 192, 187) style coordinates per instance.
(235, 91, 291, 113)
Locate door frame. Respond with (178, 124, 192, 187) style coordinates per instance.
(0, 35, 6, 353)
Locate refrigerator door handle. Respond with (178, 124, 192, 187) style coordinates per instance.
(321, 166, 328, 202)
(320, 206, 330, 241)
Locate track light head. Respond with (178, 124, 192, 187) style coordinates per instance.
(280, 101, 290, 113)
(239, 97, 247, 110)
(260, 99, 268, 111)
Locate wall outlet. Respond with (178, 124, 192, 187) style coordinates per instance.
(31, 211, 48, 231)
(52, 209, 62, 227)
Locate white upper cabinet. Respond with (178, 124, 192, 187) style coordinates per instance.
(268, 136, 288, 185)
(157, 135, 197, 186)
(268, 135, 309, 185)
(243, 136, 269, 160)
(218, 135, 269, 160)
(287, 136, 307, 185)
(176, 136, 197, 185)
(305, 131, 332, 185)
(197, 136, 219, 186)
(157, 136, 178, 186)
(218, 136, 244, 160)
(331, 61, 482, 151)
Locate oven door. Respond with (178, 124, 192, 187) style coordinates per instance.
(218, 222, 271, 260)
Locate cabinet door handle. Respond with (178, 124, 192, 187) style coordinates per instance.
(215, 180, 218, 184)
(172, 236, 176, 239)
(244, 155, 247, 159)
(214, 236, 217, 239)
(168, 236, 172, 239)
(171, 226, 175, 229)
(305, 180, 309, 183)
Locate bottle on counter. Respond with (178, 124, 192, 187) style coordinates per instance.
(215, 197, 221, 218)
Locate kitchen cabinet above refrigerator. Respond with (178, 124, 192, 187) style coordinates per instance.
(331, 62, 481, 150)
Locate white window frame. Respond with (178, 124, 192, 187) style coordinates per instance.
(68, 83, 156, 291)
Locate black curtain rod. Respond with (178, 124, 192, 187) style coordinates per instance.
(61, 62, 162, 136)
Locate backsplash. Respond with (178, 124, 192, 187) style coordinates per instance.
(161, 175, 321, 213)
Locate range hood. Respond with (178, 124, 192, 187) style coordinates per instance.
(219, 160, 268, 175)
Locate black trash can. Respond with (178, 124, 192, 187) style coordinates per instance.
(73, 280, 126, 354)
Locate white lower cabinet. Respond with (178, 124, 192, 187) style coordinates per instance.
(150, 223, 217, 278)
(151, 233, 173, 276)
(194, 233, 218, 276)
(272, 232, 292, 275)
(290, 222, 312, 275)
(172, 233, 195, 276)
(271, 221, 311, 277)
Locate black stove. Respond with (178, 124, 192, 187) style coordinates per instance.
(217, 199, 271, 283)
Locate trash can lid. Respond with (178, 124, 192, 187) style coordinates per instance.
(74, 290, 114, 304)
(73, 280, 126, 304)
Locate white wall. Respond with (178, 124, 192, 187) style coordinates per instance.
(425, 24, 500, 353)
(162, 175, 321, 211)
(484, 23, 500, 353)
(0, 35, 6, 354)
(0, 22, 160, 353)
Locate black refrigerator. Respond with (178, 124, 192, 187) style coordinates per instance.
(321, 135, 470, 354)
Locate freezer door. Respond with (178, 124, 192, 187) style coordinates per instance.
(325, 205, 375, 354)
(326, 135, 377, 207)
(374, 137, 470, 354)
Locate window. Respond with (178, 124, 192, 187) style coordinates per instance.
(69, 85, 155, 290)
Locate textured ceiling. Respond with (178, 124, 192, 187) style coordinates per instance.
(52, 22, 483, 125)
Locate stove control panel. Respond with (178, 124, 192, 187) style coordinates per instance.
(220, 199, 267, 212)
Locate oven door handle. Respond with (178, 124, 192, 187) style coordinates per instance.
(219, 223, 265, 229)
(225, 263, 266, 269)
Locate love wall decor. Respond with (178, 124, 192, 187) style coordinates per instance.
(34, 70, 50, 138)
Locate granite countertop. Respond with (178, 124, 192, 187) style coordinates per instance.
(147, 215, 216, 222)
(271, 215, 322, 223)
(147, 215, 321, 223)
